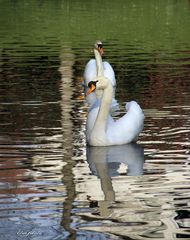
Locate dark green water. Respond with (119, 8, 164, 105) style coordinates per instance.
(0, 0, 190, 239)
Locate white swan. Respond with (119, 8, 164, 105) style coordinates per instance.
(83, 40, 119, 112)
(86, 47, 144, 146)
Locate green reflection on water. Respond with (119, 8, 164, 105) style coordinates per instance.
(0, 0, 190, 51)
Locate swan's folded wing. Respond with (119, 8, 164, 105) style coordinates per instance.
(106, 106, 144, 145)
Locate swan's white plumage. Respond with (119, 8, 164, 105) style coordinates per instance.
(106, 101, 144, 145)
(83, 56, 119, 112)
(84, 59, 116, 86)
(86, 104, 114, 143)
(86, 100, 144, 146)
(86, 47, 144, 147)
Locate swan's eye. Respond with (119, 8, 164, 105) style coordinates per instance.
(88, 80, 98, 89)
(97, 44, 103, 49)
(88, 81, 94, 88)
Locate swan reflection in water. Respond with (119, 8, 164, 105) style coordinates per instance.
(87, 143, 144, 177)
(86, 143, 144, 217)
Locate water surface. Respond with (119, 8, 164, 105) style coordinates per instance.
(0, 0, 190, 239)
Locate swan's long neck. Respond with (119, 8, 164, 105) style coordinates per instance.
(94, 49, 104, 77)
(92, 49, 113, 134)
(95, 84, 113, 128)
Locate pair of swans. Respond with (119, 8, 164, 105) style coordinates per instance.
(84, 41, 144, 146)
(83, 41, 119, 113)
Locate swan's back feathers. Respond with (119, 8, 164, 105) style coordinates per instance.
(83, 59, 116, 87)
(87, 100, 144, 146)
(125, 101, 143, 113)
(106, 101, 144, 145)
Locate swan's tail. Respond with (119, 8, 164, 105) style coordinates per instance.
(125, 101, 143, 114)
(125, 100, 145, 140)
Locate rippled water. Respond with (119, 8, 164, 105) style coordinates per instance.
(0, 0, 190, 239)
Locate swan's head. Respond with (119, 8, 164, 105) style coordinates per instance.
(86, 76, 109, 96)
(86, 80, 98, 96)
(94, 40, 104, 55)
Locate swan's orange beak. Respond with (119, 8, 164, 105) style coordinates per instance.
(85, 83, 96, 96)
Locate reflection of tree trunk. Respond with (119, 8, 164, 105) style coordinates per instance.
(59, 47, 76, 239)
